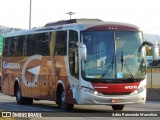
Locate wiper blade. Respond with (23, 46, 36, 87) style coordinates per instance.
(121, 50, 134, 80)
(121, 50, 124, 71)
(123, 61, 135, 79)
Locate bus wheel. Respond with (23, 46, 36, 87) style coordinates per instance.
(58, 88, 74, 111)
(112, 105, 124, 110)
(15, 85, 25, 104)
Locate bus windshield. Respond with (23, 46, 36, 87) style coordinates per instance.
(81, 31, 146, 82)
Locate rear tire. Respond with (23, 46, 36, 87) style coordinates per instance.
(15, 85, 25, 104)
(112, 105, 124, 110)
(57, 87, 74, 111)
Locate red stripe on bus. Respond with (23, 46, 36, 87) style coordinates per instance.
(92, 82, 140, 93)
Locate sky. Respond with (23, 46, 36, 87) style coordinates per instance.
(0, 0, 160, 35)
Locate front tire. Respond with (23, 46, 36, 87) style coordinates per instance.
(57, 87, 74, 110)
(112, 105, 124, 110)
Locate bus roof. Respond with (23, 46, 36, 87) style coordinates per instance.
(4, 19, 140, 38)
(45, 18, 103, 27)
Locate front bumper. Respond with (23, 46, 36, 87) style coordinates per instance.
(77, 89, 146, 105)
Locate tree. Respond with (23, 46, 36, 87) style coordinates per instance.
(146, 46, 152, 56)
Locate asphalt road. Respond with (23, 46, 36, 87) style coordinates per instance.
(0, 93, 160, 120)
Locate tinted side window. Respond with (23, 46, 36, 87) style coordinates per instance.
(3, 37, 24, 57)
(27, 33, 50, 56)
(27, 35, 34, 56)
(3, 38, 12, 57)
(15, 36, 24, 56)
(69, 30, 79, 78)
(55, 31, 67, 55)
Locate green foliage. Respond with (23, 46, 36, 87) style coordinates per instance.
(146, 46, 152, 56)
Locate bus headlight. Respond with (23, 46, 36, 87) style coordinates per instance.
(81, 86, 100, 95)
(132, 86, 146, 94)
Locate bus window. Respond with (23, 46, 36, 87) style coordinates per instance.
(69, 30, 79, 79)
(14, 36, 24, 56)
(55, 31, 67, 55)
(3, 37, 22, 57)
(23, 36, 27, 56)
(27, 33, 50, 56)
(3, 38, 10, 57)
(27, 35, 34, 56)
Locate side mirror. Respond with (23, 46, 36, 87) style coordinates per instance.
(152, 44, 159, 61)
(140, 41, 159, 61)
(77, 42, 87, 60)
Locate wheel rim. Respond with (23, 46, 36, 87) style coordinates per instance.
(61, 91, 65, 104)
(16, 86, 20, 101)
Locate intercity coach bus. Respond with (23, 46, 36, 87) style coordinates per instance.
(1, 19, 158, 110)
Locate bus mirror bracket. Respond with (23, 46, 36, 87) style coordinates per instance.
(152, 44, 159, 61)
(77, 42, 87, 60)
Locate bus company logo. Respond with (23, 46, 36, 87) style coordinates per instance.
(3, 61, 20, 69)
(124, 85, 138, 89)
(22, 55, 42, 87)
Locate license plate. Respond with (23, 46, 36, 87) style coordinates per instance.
(111, 99, 122, 103)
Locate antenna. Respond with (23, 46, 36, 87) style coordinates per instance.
(66, 12, 75, 19)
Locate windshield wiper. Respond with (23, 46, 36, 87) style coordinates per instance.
(123, 61, 135, 79)
(121, 50, 124, 71)
(121, 50, 135, 80)
(100, 51, 135, 80)
(100, 56, 114, 78)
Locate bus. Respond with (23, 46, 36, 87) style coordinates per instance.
(1, 19, 158, 110)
